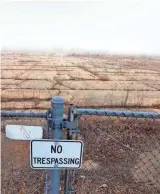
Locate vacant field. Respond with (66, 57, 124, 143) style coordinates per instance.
(1, 52, 160, 110)
(1, 52, 160, 194)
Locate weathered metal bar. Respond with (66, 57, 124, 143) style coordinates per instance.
(74, 109, 160, 119)
(64, 104, 75, 193)
(50, 96, 64, 194)
(1, 111, 47, 118)
(45, 111, 50, 194)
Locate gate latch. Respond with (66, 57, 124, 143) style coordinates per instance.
(63, 120, 80, 133)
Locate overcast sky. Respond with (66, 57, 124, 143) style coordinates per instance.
(0, 0, 160, 55)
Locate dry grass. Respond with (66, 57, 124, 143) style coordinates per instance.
(1, 52, 160, 109)
(1, 51, 160, 194)
(2, 116, 159, 194)
(75, 116, 160, 194)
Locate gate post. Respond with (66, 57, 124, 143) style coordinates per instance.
(64, 104, 75, 193)
(50, 96, 64, 194)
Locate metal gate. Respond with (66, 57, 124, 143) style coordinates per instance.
(1, 96, 160, 194)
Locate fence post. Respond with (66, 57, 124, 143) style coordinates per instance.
(64, 104, 75, 193)
(50, 96, 64, 194)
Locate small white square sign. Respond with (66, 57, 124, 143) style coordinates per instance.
(6, 125, 43, 140)
(30, 140, 83, 169)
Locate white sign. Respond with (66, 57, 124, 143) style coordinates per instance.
(30, 140, 83, 169)
(6, 125, 43, 140)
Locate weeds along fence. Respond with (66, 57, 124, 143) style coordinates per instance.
(1, 96, 160, 194)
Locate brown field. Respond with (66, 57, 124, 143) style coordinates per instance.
(1, 52, 160, 110)
(1, 52, 160, 194)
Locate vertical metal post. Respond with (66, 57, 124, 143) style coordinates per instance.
(64, 104, 75, 193)
(45, 110, 50, 194)
(50, 96, 64, 194)
(67, 104, 75, 140)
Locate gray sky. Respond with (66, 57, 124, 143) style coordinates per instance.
(1, 0, 160, 55)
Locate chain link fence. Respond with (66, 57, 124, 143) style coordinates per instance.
(66, 110, 160, 194)
(1, 114, 47, 194)
(1, 106, 160, 194)
(2, 50, 160, 194)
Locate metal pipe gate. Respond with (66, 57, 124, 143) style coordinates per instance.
(1, 96, 160, 194)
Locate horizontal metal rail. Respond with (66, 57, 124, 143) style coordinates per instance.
(74, 108, 160, 119)
(1, 111, 47, 118)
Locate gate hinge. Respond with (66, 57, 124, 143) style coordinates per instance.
(62, 120, 74, 129)
(63, 120, 80, 133)
(68, 129, 80, 133)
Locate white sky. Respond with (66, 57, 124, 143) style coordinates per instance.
(0, 0, 160, 55)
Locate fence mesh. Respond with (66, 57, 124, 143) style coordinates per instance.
(1, 110, 160, 194)
(67, 115, 160, 194)
(1, 115, 47, 194)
